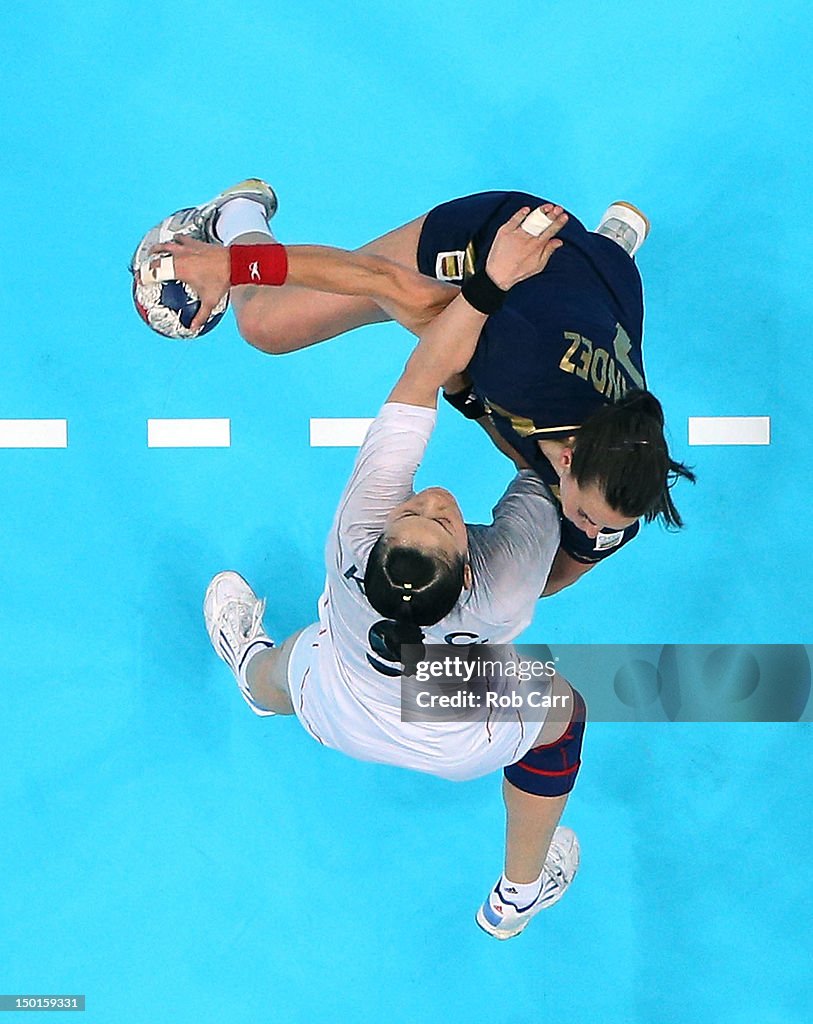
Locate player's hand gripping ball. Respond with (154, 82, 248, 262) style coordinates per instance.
(130, 208, 229, 339)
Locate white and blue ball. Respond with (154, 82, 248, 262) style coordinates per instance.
(130, 208, 229, 340)
(131, 274, 228, 339)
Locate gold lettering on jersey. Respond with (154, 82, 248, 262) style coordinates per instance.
(611, 359, 627, 400)
(575, 335, 593, 380)
(591, 346, 608, 393)
(559, 324, 641, 401)
(559, 332, 581, 374)
(603, 357, 615, 400)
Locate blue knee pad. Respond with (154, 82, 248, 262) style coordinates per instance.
(504, 689, 586, 797)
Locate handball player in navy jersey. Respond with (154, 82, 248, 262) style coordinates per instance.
(139, 182, 694, 594)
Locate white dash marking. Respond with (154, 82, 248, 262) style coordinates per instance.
(147, 418, 231, 448)
(688, 416, 770, 446)
(0, 419, 68, 448)
(310, 418, 374, 447)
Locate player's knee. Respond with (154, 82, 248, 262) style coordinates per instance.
(234, 302, 289, 355)
(503, 688, 587, 796)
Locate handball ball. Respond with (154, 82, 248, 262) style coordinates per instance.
(131, 274, 228, 340)
(130, 209, 229, 340)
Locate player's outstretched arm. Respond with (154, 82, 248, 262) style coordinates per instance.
(286, 247, 459, 334)
(146, 235, 457, 335)
(389, 205, 568, 409)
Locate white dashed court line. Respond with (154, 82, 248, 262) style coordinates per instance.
(0, 419, 68, 448)
(688, 416, 771, 446)
(147, 418, 231, 448)
(0, 416, 774, 450)
(309, 418, 374, 447)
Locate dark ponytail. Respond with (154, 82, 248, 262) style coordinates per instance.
(571, 389, 696, 527)
(363, 539, 467, 671)
(364, 541, 466, 625)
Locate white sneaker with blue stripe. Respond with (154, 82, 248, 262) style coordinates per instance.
(130, 179, 278, 278)
(476, 826, 580, 939)
(204, 571, 276, 717)
(193, 178, 278, 243)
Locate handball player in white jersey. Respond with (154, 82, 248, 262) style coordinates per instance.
(203, 206, 585, 938)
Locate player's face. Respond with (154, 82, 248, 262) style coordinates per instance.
(558, 473, 637, 539)
(385, 487, 469, 559)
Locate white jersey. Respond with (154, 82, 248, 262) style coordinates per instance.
(287, 402, 561, 781)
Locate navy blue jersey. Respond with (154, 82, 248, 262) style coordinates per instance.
(418, 190, 645, 563)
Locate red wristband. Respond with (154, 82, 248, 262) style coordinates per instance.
(229, 243, 289, 286)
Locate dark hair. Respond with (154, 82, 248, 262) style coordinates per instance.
(364, 540, 466, 626)
(571, 389, 696, 527)
(363, 540, 467, 673)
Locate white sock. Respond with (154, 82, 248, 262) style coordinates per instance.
(498, 872, 543, 910)
(215, 198, 274, 245)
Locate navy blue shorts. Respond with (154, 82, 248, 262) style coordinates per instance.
(417, 191, 544, 281)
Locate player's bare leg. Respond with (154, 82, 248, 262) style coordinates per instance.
(503, 782, 569, 882)
(142, 182, 457, 347)
(229, 215, 445, 354)
(503, 672, 574, 880)
(229, 231, 388, 354)
(477, 674, 582, 939)
(242, 631, 302, 715)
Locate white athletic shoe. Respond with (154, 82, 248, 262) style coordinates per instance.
(192, 178, 278, 243)
(476, 826, 580, 940)
(203, 571, 276, 717)
(129, 179, 278, 274)
(595, 201, 650, 257)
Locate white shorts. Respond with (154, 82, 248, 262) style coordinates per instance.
(286, 623, 544, 782)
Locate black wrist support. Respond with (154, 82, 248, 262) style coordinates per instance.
(461, 269, 506, 315)
(443, 387, 487, 420)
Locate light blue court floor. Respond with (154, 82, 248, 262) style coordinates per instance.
(1, 2, 812, 1021)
